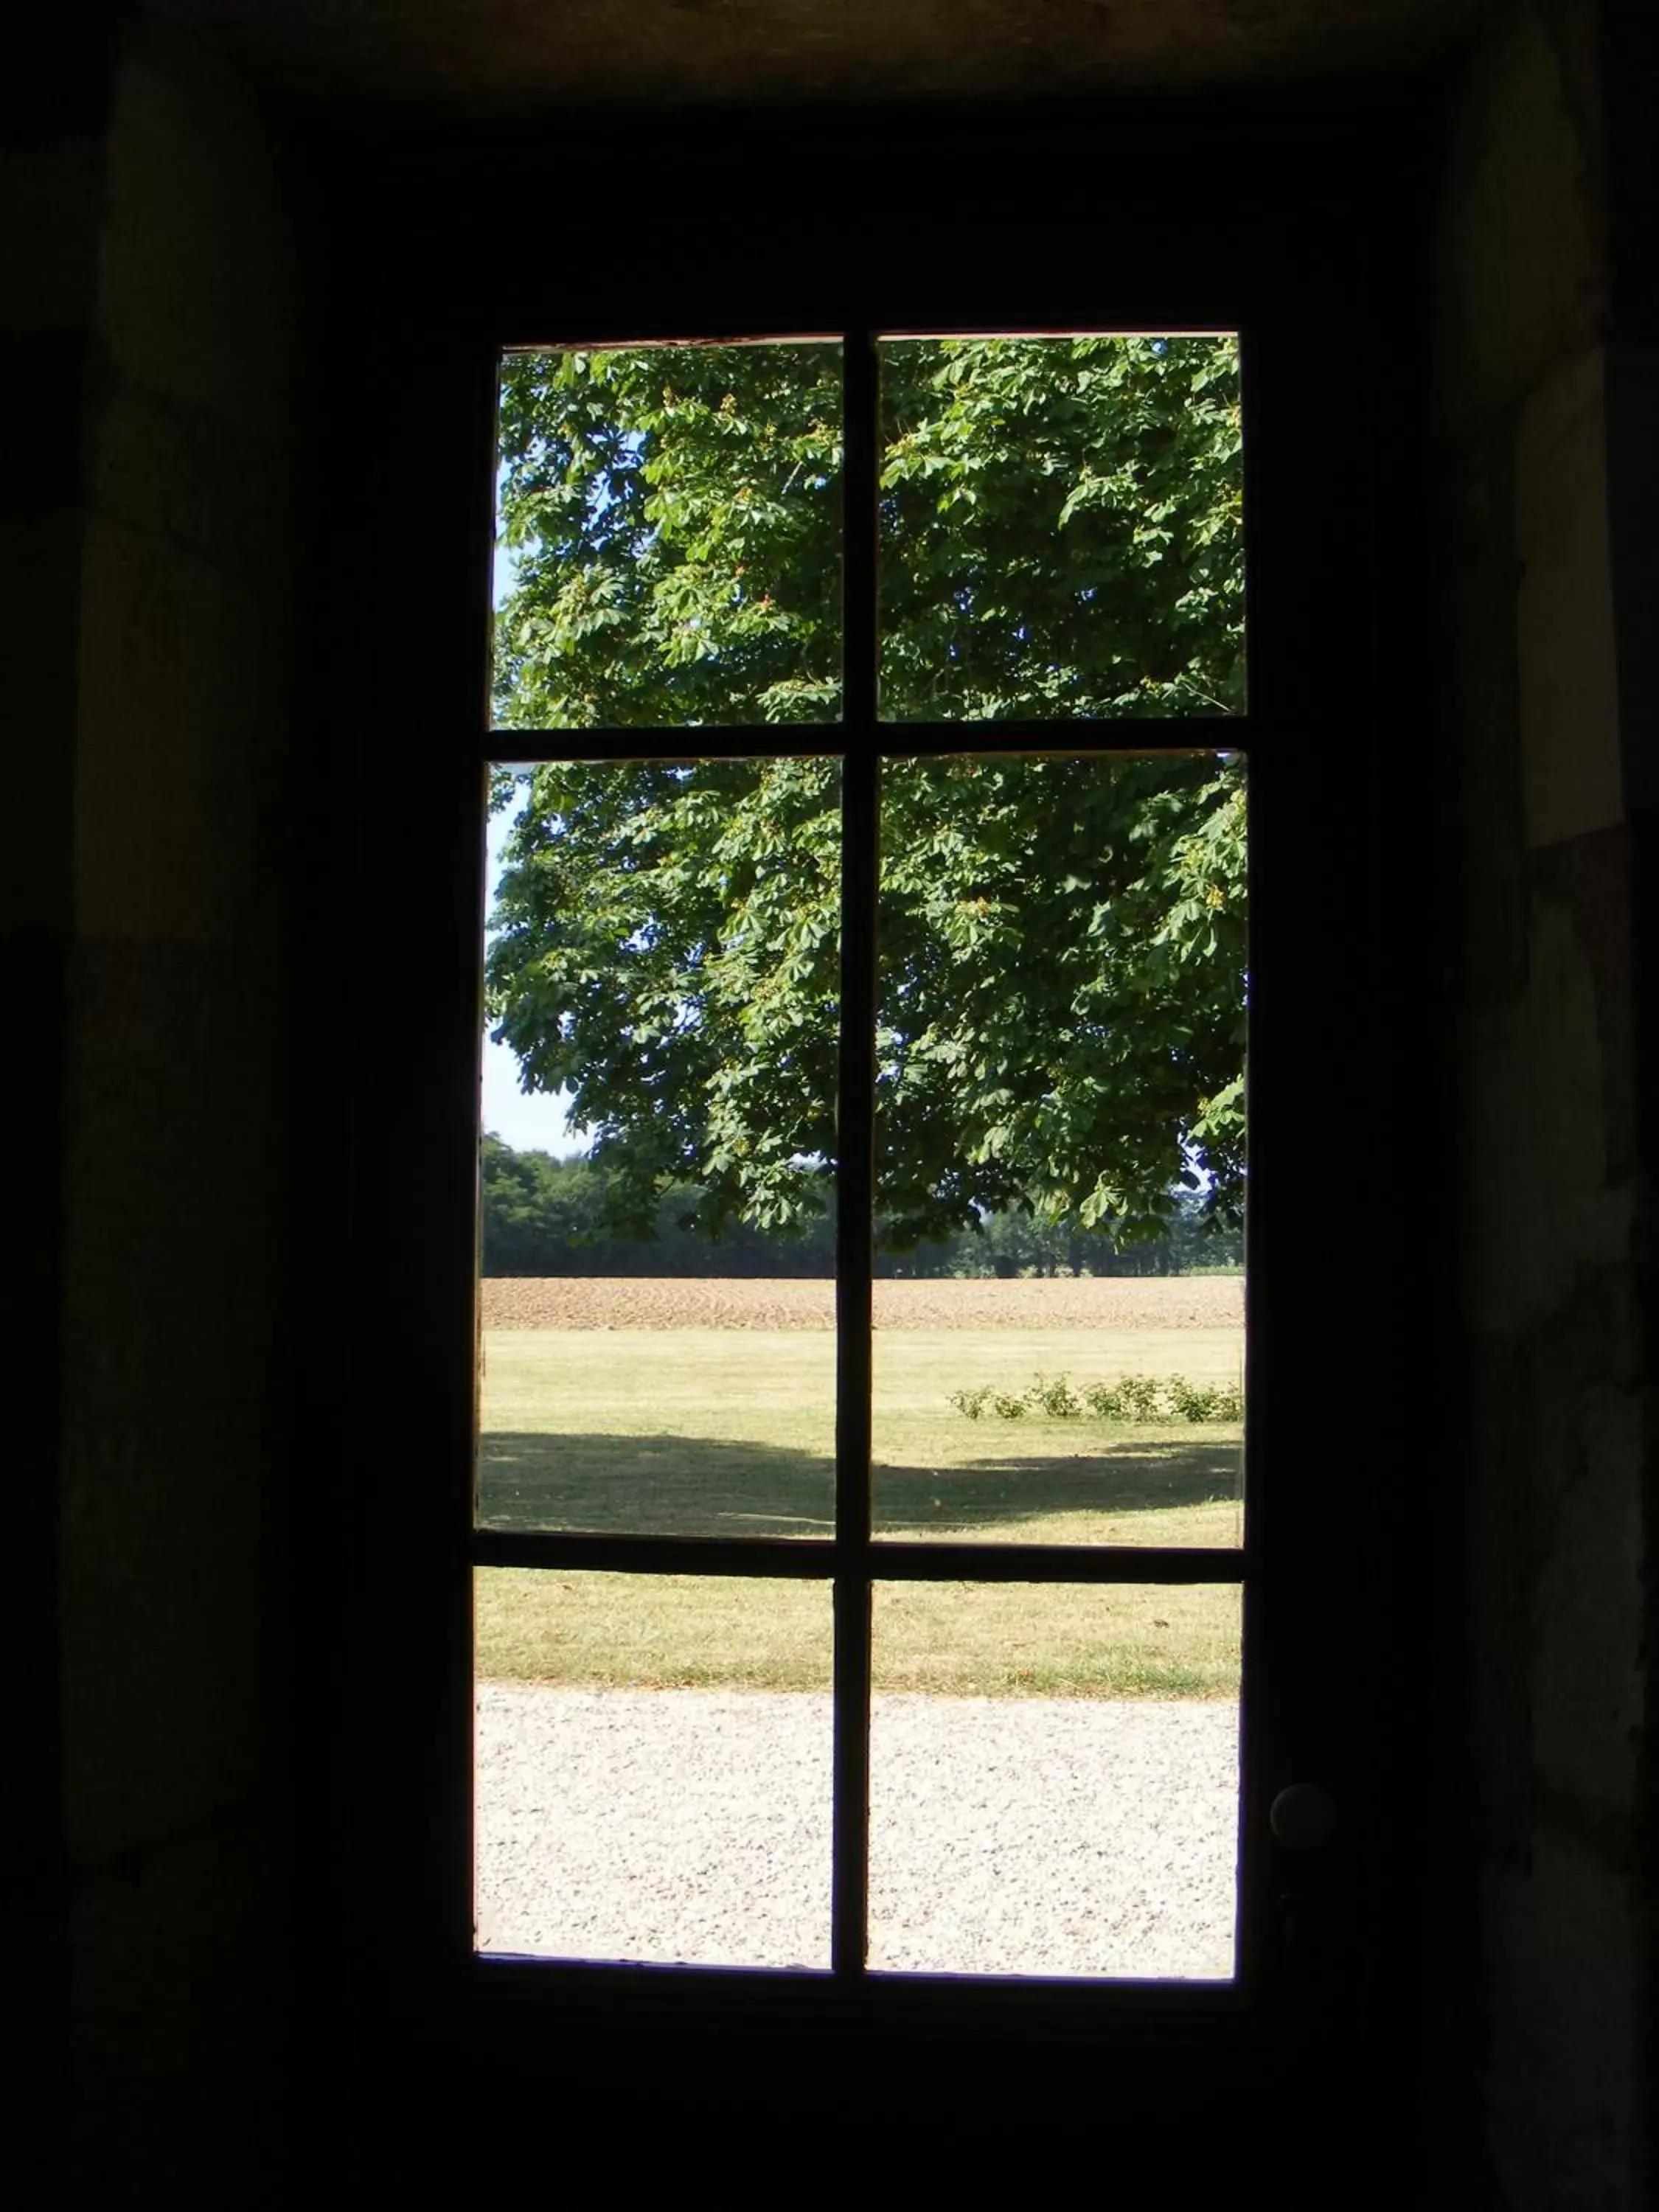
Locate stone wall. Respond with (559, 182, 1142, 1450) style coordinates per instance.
(1431, 3, 1654, 2202)
(4, 18, 319, 2199)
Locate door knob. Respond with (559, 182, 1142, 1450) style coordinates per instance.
(1270, 1783, 1337, 1849)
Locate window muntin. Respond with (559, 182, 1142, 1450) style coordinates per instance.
(476, 329, 1249, 1983)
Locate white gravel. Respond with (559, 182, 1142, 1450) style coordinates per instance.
(476, 1687, 1238, 1979)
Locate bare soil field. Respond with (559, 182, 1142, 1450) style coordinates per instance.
(481, 1275, 1243, 1331)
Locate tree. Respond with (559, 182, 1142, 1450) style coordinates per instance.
(487, 338, 1246, 1249)
(479, 1137, 611, 1274)
(481, 1135, 972, 1278)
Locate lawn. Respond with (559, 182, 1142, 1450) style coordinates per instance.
(477, 1304, 1244, 1697)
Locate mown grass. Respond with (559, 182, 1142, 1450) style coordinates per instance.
(474, 1569, 1240, 1700)
(476, 1320, 1245, 1697)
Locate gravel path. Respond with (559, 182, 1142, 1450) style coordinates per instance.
(476, 1687, 1238, 1979)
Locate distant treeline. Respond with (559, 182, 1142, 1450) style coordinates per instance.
(481, 1135, 1242, 1280)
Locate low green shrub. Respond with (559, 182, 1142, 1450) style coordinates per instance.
(1028, 1371, 1082, 1419)
(950, 1369, 1243, 1425)
(947, 1385, 994, 1419)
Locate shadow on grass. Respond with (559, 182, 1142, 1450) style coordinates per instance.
(879, 1439, 1239, 1531)
(479, 1430, 1238, 1539)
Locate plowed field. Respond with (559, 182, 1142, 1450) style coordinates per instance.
(481, 1276, 1242, 1331)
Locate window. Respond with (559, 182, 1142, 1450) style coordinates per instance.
(473, 329, 1252, 1985)
(338, 121, 1434, 2175)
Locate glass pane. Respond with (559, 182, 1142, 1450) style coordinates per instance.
(480, 758, 841, 1539)
(869, 1581, 1241, 1978)
(476, 1570, 832, 1966)
(877, 335, 1244, 720)
(492, 341, 843, 728)
(872, 753, 1246, 1547)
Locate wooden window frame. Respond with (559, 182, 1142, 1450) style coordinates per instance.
(338, 142, 1433, 2129)
(473, 326, 1254, 1997)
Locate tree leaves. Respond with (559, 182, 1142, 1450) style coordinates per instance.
(494, 344, 842, 729)
(487, 753, 1245, 1246)
(487, 338, 1248, 1247)
(877, 337, 1243, 723)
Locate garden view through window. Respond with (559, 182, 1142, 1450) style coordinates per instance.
(476, 333, 1248, 1977)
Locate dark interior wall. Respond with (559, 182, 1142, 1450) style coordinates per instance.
(1430, 1, 1654, 2202)
(6, 17, 320, 2200)
(2, 28, 112, 2194)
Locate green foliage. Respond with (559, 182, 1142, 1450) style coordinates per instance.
(1163, 1375, 1240, 1422)
(489, 337, 1246, 1247)
(493, 337, 1241, 728)
(949, 1370, 1243, 1425)
(1028, 1371, 1083, 1418)
(874, 754, 1245, 1245)
(481, 1135, 1241, 1278)
(487, 755, 1245, 1246)
(487, 755, 846, 1241)
(942, 1192, 1242, 1279)
(1090, 1374, 1167, 1421)
(878, 337, 1244, 720)
(480, 1133, 844, 1276)
(495, 344, 843, 729)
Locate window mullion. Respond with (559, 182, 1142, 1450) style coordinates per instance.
(831, 331, 879, 1980)
(479, 719, 1252, 766)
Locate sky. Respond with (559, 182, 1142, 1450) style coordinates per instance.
(480, 786, 589, 1155)
(481, 524, 588, 1155)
